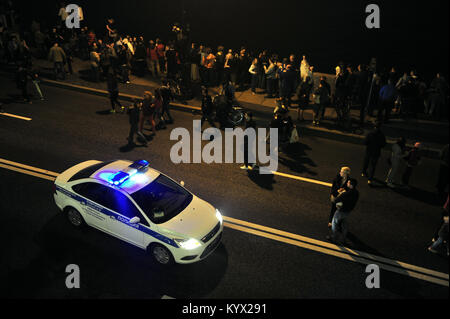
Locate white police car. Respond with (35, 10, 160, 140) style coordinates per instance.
(53, 160, 223, 265)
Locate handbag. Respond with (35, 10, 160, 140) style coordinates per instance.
(290, 128, 300, 144)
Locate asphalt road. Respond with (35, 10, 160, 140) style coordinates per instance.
(0, 79, 448, 299)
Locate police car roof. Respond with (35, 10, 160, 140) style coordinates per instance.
(91, 160, 161, 194)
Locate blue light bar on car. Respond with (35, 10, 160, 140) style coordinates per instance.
(108, 160, 150, 186)
(110, 171, 131, 185)
(129, 160, 149, 170)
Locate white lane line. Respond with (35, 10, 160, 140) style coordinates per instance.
(0, 158, 60, 177)
(224, 216, 449, 281)
(224, 222, 449, 287)
(0, 159, 447, 287)
(0, 112, 32, 121)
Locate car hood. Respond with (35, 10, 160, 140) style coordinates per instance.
(157, 196, 218, 240)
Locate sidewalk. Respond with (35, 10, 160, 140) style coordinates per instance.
(3, 57, 448, 158)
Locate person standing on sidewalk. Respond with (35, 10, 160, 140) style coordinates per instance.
(385, 137, 406, 188)
(312, 79, 331, 126)
(362, 122, 386, 185)
(249, 58, 259, 95)
(107, 73, 122, 114)
(327, 178, 359, 245)
(48, 42, 66, 80)
(329, 167, 352, 228)
(402, 142, 423, 188)
(90, 45, 101, 82)
(160, 80, 174, 125)
(264, 57, 277, 98)
(377, 79, 396, 123)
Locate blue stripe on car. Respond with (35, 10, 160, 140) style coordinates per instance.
(56, 185, 178, 248)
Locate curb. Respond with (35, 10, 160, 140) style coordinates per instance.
(38, 78, 442, 159)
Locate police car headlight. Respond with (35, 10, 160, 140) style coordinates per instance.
(216, 209, 223, 224)
(175, 238, 202, 250)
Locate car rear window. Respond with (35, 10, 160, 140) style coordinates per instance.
(68, 161, 114, 183)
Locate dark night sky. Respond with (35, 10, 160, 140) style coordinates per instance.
(13, 0, 449, 79)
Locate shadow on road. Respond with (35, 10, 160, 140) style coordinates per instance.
(3, 213, 228, 298)
(392, 186, 441, 207)
(279, 142, 317, 176)
(119, 143, 148, 153)
(247, 167, 275, 191)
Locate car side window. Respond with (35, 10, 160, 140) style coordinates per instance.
(106, 189, 149, 227)
(72, 182, 107, 203)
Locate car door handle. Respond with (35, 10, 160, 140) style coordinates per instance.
(109, 216, 116, 220)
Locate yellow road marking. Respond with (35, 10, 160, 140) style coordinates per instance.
(0, 163, 56, 181)
(0, 158, 59, 177)
(0, 112, 32, 121)
(247, 166, 332, 188)
(0, 159, 448, 287)
(224, 222, 449, 287)
(224, 216, 449, 281)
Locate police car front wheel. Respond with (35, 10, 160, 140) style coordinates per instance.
(149, 244, 174, 265)
(66, 208, 85, 228)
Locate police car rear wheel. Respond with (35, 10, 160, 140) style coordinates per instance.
(150, 244, 174, 265)
(66, 208, 84, 227)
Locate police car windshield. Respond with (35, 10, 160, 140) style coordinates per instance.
(131, 175, 193, 224)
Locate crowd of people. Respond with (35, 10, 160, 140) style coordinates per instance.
(1, 1, 449, 129)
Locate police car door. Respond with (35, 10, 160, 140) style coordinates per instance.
(104, 188, 145, 248)
(72, 182, 111, 232)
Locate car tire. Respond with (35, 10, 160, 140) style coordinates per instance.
(65, 207, 85, 228)
(149, 243, 174, 266)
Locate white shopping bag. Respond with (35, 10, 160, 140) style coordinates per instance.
(290, 128, 300, 144)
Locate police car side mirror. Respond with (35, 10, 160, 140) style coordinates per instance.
(129, 217, 141, 224)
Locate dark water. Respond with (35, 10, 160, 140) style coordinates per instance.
(14, 0, 449, 80)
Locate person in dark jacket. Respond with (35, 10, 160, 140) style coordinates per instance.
(200, 86, 216, 131)
(16, 65, 31, 104)
(241, 112, 257, 170)
(362, 122, 387, 185)
(377, 79, 396, 123)
(107, 73, 122, 113)
(402, 142, 423, 187)
(328, 178, 359, 245)
(428, 195, 449, 256)
(127, 99, 144, 146)
(160, 80, 174, 124)
(278, 63, 296, 108)
(329, 167, 352, 228)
